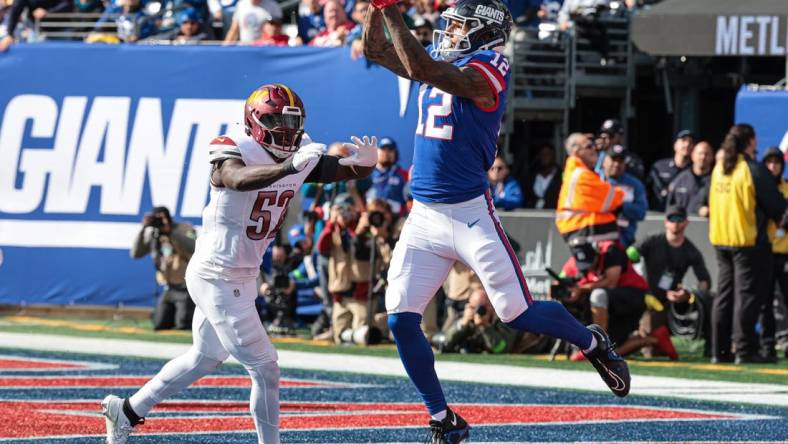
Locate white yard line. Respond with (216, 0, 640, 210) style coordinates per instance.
(0, 332, 786, 407)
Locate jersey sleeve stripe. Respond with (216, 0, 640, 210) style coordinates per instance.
(467, 61, 504, 93)
(209, 147, 242, 163)
(466, 63, 501, 112)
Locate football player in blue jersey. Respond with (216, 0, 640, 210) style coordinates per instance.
(363, 0, 631, 442)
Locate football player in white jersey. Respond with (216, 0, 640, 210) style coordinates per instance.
(101, 83, 377, 444)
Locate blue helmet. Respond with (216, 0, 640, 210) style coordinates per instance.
(432, 0, 513, 62)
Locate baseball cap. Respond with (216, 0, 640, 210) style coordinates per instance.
(288, 224, 307, 246)
(571, 244, 597, 274)
(599, 119, 624, 136)
(606, 144, 628, 159)
(177, 8, 199, 24)
(665, 205, 687, 222)
(378, 137, 397, 150)
(675, 129, 694, 140)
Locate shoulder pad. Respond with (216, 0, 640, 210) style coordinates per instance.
(209, 135, 242, 163)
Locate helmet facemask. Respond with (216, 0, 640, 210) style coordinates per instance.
(249, 105, 305, 159)
(432, 12, 484, 62)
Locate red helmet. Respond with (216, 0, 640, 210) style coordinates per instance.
(244, 84, 306, 159)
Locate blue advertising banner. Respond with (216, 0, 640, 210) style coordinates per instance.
(0, 43, 420, 306)
(734, 85, 788, 165)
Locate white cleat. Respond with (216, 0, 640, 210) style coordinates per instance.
(101, 395, 134, 444)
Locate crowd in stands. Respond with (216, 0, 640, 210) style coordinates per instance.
(0, 0, 665, 51)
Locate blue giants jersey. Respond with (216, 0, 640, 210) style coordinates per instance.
(409, 49, 510, 204)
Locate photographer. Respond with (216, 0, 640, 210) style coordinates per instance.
(434, 288, 545, 354)
(130, 206, 196, 331)
(317, 195, 371, 343)
(560, 241, 676, 359)
(259, 245, 298, 335)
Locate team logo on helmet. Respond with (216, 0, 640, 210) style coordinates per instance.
(432, 0, 513, 62)
(244, 84, 306, 160)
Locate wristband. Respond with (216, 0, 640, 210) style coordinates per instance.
(283, 158, 298, 175)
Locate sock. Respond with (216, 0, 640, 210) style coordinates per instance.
(506, 300, 594, 350)
(431, 409, 447, 421)
(123, 398, 144, 426)
(388, 312, 447, 416)
(583, 335, 598, 354)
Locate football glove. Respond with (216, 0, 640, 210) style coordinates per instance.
(291, 142, 326, 171)
(340, 136, 378, 168)
(371, 0, 398, 9)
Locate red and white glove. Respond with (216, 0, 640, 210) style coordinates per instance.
(371, 0, 399, 9)
(340, 136, 378, 168)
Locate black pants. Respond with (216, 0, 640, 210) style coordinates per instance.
(712, 246, 772, 358)
(605, 287, 646, 346)
(760, 253, 788, 353)
(152, 287, 195, 331)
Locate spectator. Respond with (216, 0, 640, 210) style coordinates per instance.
(296, 0, 323, 44)
(347, 0, 369, 58)
(316, 195, 370, 344)
(709, 124, 785, 364)
(488, 155, 524, 211)
(648, 129, 693, 211)
(367, 137, 410, 216)
(411, 14, 433, 47)
(253, 18, 289, 45)
(0, 0, 72, 51)
(145, 8, 209, 43)
(602, 144, 646, 247)
(595, 118, 646, 181)
(635, 205, 712, 356)
(287, 223, 321, 320)
(116, 0, 157, 42)
(223, 0, 282, 44)
(441, 262, 481, 331)
(556, 132, 625, 248)
(561, 240, 677, 359)
(523, 143, 561, 209)
(667, 140, 714, 215)
(259, 244, 298, 334)
(760, 147, 788, 362)
(131, 206, 196, 331)
(208, 0, 240, 34)
(558, 0, 611, 63)
(310, 0, 355, 47)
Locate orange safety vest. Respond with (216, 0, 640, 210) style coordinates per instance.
(555, 156, 625, 245)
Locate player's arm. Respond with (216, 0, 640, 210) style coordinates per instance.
(213, 158, 296, 191)
(379, 5, 497, 109)
(362, 7, 412, 79)
(305, 136, 377, 184)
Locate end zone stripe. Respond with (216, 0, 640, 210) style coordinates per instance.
(484, 189, 534, 305)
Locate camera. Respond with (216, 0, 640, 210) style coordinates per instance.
(368, 210, 386, 228)
(475, 305, 487, 317)
(146, 212, 165, 229)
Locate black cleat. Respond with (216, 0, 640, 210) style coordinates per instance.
(425, 408, 470, 444)
(583, 324, 631, 397)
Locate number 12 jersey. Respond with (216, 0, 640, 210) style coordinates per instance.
(409, 49, 511, 204)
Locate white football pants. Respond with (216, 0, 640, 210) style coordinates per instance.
(386, 191, 533, 323)
(129, 269, 280, 444)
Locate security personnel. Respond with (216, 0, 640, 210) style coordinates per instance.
(709, 124, 784, 364)
(556, 133, 625, 248)
(602, 144, 647, 247)
(648, 130, 693, 211)
(666, 140, 714, 215)
(761, 147, 788, 361)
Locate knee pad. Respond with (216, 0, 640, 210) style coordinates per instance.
(590, 288, 609, 309)
(387, 312, 422, 340)
(188, 349, 224, 374)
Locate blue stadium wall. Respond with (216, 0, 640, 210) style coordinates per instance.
(734, 85, 788, 165)
(0, 43, 420, 306)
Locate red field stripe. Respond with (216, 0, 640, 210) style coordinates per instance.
(0, 358, 85, 370)
(0, 376, 336, 388)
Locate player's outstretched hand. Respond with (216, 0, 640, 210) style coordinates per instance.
(340, 136, 377, 168)
(292, 142, 326, 171)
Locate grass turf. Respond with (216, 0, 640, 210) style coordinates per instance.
(1, 314, 787, 385)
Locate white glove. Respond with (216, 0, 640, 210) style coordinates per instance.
(291, 142, 326, 171)
(340, 135, 378, 168)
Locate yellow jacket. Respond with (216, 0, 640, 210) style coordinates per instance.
(768, 181, 788, 254)
(555, 156, 625, 245)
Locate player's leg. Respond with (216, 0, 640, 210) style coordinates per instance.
(199, 277, 281, 444)
(456, 192, 629, 396)
(386, 204, 457, 422)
